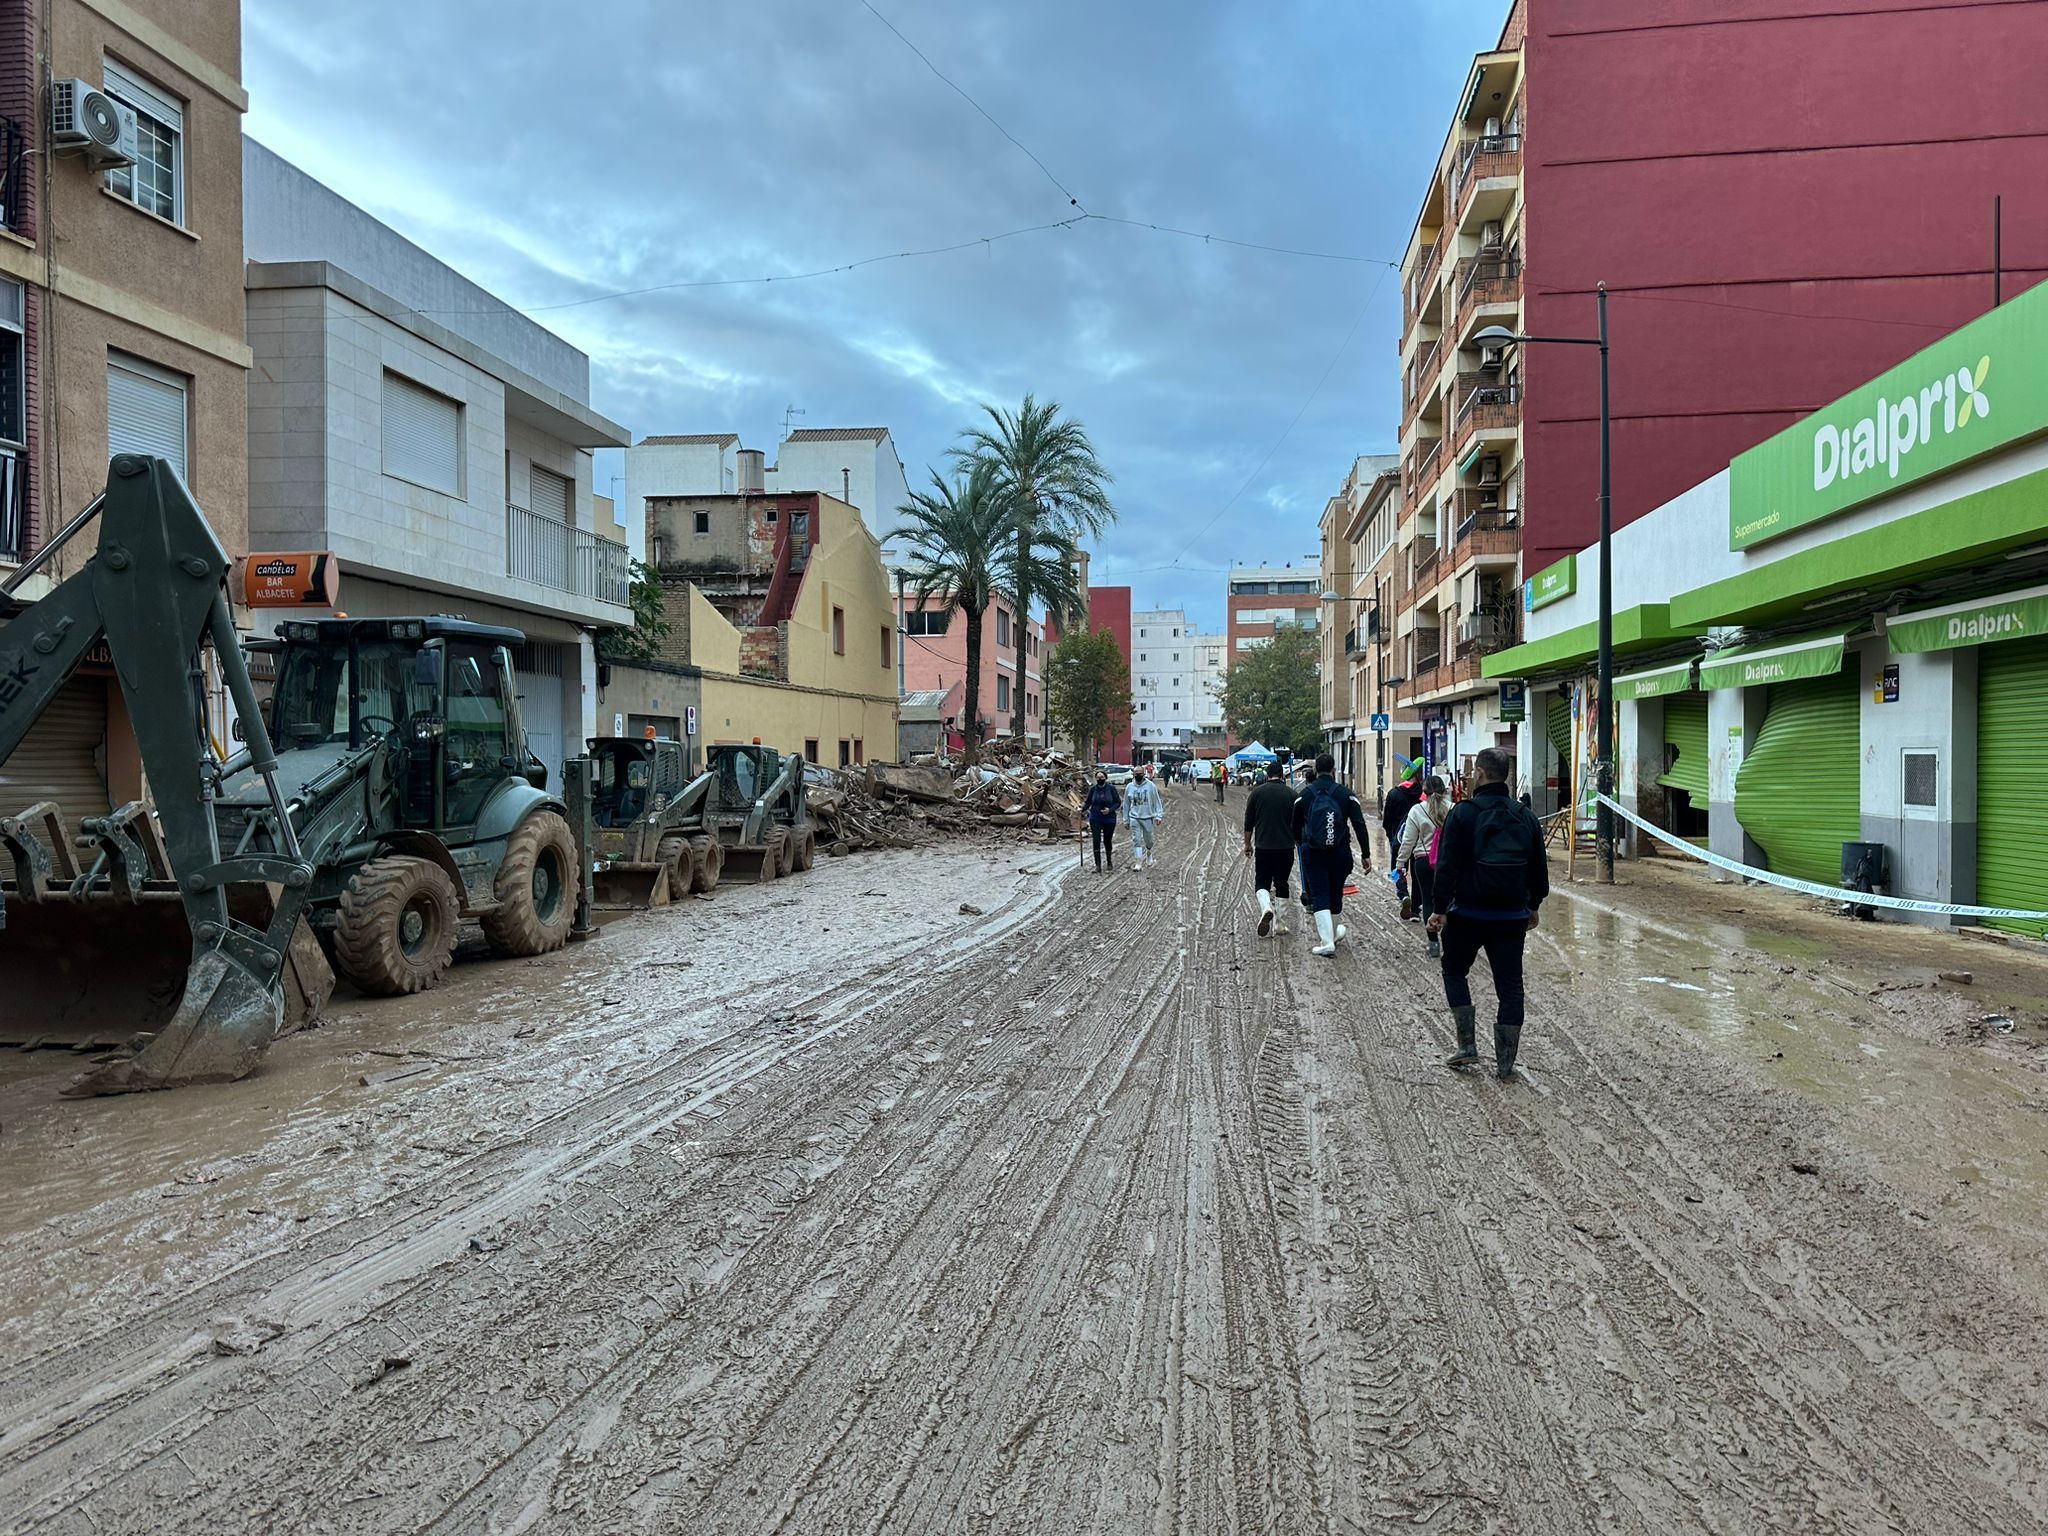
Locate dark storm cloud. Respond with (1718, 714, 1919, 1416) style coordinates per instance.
(245, 0, 1502, 628)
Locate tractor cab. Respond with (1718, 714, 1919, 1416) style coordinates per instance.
(587, 736, 691, 829)
(263, 617, 531, 831)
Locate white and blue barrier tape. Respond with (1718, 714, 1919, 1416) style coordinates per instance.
(1594, 793, 2048, 923)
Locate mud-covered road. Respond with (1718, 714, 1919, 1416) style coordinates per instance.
(4, 790, 2048, 1534)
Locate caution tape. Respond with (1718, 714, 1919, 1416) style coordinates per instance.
(1594, 794, 2048, 922)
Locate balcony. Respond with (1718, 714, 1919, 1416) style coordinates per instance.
(1402, 438, 1442, 507)
(1449, 503, 1521, 567)
(1450, 131, 1522, 218)
(1456, 607, 1520, 658)
(1455, 252, 1521, 332)
(507, 502, 631, 607)
(1412, 538, 1441, 588)
(1453, 373, 1521, 449)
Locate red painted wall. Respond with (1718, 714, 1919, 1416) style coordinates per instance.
(1522, 0, 2048, 572)
(1089, 585, 1134, 763)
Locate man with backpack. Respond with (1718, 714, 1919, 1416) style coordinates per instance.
(1242, 761, 1299, 937)
(1291, 752, 1372, 958)
(1426, 746, 1549, 1079)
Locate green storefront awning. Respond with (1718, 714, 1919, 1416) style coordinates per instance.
(1614, 658, 1700, 700)
(1887, 582, 2048, 654)
(1482, 602, 1694, 680)
(1699, 629, 1850, 691)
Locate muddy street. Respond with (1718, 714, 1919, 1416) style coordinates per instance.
(3, 791, 2047, 1534)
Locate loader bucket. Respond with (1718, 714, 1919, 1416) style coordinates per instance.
(589, 860, 671, 912)
(719, 841, 777, 884)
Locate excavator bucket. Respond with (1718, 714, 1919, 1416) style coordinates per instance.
(65, 948, 286, 1095)
(589, 860, 673, 911)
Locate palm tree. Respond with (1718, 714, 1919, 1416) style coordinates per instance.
(954, 395, 1115, 740)
(888, 459, 1012, 764)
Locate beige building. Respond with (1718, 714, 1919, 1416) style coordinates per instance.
(601, 489, 900, 766)
(1319, 455, 1407, 798)
(0, 0, 249, 813)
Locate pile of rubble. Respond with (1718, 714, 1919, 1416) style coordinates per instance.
(806, 741, 1090, 856)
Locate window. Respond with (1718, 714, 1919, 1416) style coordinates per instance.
(1173, 652, 1180, 661)
(1028, 632, 1039, 656)
(853, 739, 865, 764)
(381, 371, 462, 495)
(905, 609, 951, 636)
(832, 606, 846, 654)
(1139, 628, 1148, 638)
(103, 60, 183, 225)
(997, 675, 1011, 711)
(839, 739, 852, 767)
(108, 352, 188, 478)
(765, 506, 779, 524)
(529, 465, 571, 524)
(997, 609, 1012, 647)
(694, 511, 711, 535)
(880, 625, 892, 668)
(805, 739, 820, 763)
(0, 279, 23, 447)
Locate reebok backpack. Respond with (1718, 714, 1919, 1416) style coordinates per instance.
(1305, 783, 1347, 850)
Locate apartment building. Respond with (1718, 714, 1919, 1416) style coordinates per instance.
(899, 589, 1042, 749)
(0, 0, 249, 818)
(1131, 607, 1199, 759)
(609, 489, 899, 765)
(1225, 565, 1320, 657)
(241, 142, 631, 789)
(622, 426, 913, 567)
(1318, 454, 1405, 795)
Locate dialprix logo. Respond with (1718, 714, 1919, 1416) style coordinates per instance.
(1814, 355, 1991, 492)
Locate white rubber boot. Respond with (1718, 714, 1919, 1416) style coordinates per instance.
(1273, 903, 1291, 936)
(1256, 888, 1275, 937)
(1336, 920, 1348, 943)
(1312, 911, 1337, 957)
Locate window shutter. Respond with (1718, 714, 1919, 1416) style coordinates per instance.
(108, 354, 187, 477)
(381, 371, 462, 494)
(529, 465, 570, 523)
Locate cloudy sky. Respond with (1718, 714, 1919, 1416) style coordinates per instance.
(244, 0, 1503, 632)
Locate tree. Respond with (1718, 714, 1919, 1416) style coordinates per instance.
(1045, 627, 1133, 767)
(954, 395, 1115, 740)
(593, 558, 671, 664)
(889, 459, 1075, 763)
(1216, 626, 1321, 759)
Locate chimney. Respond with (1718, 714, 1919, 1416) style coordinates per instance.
(736, 448, 766, 494)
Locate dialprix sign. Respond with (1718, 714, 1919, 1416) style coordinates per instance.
(1888, 582, 2048, 654)
(1526, 554, 1575, 611)
(1698, 632, 1847, 691)
(1729, 280, 2048, 550)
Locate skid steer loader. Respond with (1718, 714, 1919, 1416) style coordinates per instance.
(702, 744, 817, 883)
(584, 734, 724, 910)
(0, 455, 581, 1094)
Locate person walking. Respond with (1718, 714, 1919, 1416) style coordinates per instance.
(1427, 746, 1549, 1080)
(1382, 767, 1423, 916)
(1125, 764, 1165, 870)
(1395, 775, 1452, 959)
(1242, 762, 1300, 937)
(1084, 769, 1122, 874)
(1214, 761, 1228, 804)
(1292, 752, 1372, 958)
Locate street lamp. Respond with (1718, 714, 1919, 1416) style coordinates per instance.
(1472, 280, 1615, 884)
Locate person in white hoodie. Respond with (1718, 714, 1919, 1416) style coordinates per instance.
(1124, 764, 1166, 869)
(1394, 775, 1453, 958)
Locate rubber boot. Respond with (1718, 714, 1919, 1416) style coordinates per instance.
(1335, 920, 1348, 943)
(1494, 1021, 1522, 1081)
(1273, 902, 1291, 936)
(1256, 888, 1275, 937)
(1312, 911, 1337, 957)
(1446, 1006, 1481, 1070)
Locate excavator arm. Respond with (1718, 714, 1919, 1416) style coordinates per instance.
(0, 455, 317, 1093)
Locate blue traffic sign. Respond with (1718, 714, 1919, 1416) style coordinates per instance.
(1370, 713, 1391, 733)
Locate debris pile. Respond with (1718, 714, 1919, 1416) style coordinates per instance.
(805, 743, 1090, 855)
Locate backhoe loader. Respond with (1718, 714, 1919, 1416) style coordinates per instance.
(0, 455, 580, 1094)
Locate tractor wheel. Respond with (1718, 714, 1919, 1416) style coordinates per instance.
(482, 810, 579, 957)
(689, 836, 723, 893)
(333, 855, 459, 996)
(655, 833, 696, 902)
(777, 827, 801, 877)
(754, 829, 787, 884)
(792, 827, 817, 873)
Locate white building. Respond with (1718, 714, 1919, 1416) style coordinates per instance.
(242, 142, 631, 790)
(1131, 609, 1196, 755)
(1191, 631, 1228, 734)
(623, 426, 912, 565)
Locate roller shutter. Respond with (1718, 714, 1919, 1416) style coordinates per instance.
(1546, 693, 1571, 762)
(512, 642, 566, 791)
(1977, 633, 2048, 938)
(1657, 691, 1708, 801)
(0, 675, 110, 822)
(381, 372, 462, 494)
(1733, 671, 1860, 885)
(108, 355, 188, 478)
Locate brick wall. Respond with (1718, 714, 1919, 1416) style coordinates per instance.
(738, 626, 781, 678)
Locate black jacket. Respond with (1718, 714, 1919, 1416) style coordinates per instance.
(1382, 780, 1420, 842)
(1084, 782, 1122, 826)
(1291, 775, 1371, 858)
(1430, 782, 1549, 919)
(1244, 779, 1299, 850)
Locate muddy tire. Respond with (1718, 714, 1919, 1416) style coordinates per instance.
(792, 827, 817, 873)
(777, 826, 801, 877)
(655, 833, 696, 902)
(754, 829, 787, 884)
(481, 811, 579, 957)
(332, 855, 459, 996)
(689, 836, 723, 893)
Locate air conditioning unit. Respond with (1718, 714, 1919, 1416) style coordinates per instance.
(1480, 219, 1504, 250)
(1478, 345, 1506, 373)
(50, 79, 136, 168)
(1484, 116, 1503, 140)
(1478, 456, 1502, 487)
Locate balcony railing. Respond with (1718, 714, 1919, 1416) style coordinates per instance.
(1456, 251, 1521, 309)
(1450, 131, 1523, 213)
(0, 445, 23, 559)
(1413, 538, 1441, 586)
(1457, 608, 1520, 657)
(1454, 374, 1521, 432)
(507, 502, 631, 608)
(1450, 504, 1521, 565)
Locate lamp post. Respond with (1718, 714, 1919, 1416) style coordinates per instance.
(1473, 281, 1614, 884)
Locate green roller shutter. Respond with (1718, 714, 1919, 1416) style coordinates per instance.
(1733, 672, 1860, 885)
(1657, 691, 1708, 801)
(1546, 693, 1571, 760)
(1978, 634, 2048, 937)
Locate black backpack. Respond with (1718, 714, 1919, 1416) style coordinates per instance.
(1303, 781, 1349, 850)
(1465, 796, 1539, 911)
